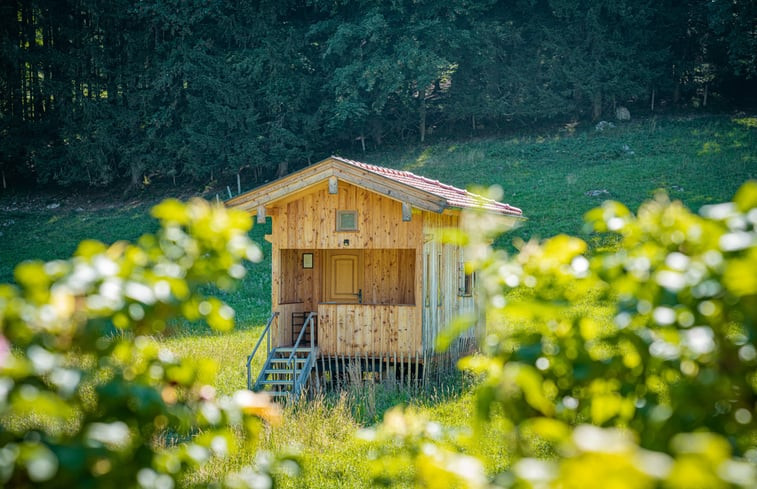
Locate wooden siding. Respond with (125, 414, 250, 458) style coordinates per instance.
(274, 302, 305, 347)
(279, 249, 319, 309)
(421, 212, 480, 356)
(226, 157, 447, 214)
(266, 178, 478, 357)
(271, 181, 422, 249)
(318, 304, 419, 356)
(363, 249, 415, 304)
(277, 248, 415, 308)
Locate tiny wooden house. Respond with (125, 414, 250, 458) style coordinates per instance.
(227, 156, 522, 395)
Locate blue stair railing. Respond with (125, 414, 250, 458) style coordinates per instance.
(288, 312, 317, 398)
(246, 312, 278, 390)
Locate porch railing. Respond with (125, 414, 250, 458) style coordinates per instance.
(288, 311, 316, 398)
(246, 311, 278, 390)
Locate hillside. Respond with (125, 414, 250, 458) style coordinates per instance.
(1, 114, 755, 301)
(353, 115, 756, 246)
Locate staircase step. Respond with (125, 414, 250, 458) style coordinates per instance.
(252, 346, 316, 398)
(268, 391, 290, 398)
(275, 347, 313, 353)
(259, 378, 294, 385)
(269, 358, 307, 364)
(263, 368, 305, 375)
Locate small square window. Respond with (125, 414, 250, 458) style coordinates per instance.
(337, 210, 358, 231)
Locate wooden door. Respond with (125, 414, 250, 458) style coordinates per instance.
(323, 250, 363, 303)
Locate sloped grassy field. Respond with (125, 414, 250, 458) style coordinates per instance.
(0, 115, 755, 486)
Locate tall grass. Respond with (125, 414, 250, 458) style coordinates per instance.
(1, 114, 755, 486)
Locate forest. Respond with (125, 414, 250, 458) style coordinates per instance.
(1, 0, 756, 190)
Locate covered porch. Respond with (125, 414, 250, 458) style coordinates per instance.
(273, 248, 422, 357)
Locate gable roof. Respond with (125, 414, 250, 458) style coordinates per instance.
(226, 156, 523, 217)
(332, 156, 522, 216)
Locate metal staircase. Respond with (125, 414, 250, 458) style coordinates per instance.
(247, 312, 317, 401)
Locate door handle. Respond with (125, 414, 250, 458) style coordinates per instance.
(357, 289, 363, 304)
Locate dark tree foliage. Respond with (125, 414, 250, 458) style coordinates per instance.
(0, 0, 754, 189)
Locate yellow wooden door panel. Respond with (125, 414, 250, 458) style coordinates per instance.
(324, 251, 363, 303)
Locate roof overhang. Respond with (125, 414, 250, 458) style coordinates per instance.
(226, 157, 448, 214)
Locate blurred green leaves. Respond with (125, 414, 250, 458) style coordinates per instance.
(0, 198, 283, 488)
(368, 181, 757, 488)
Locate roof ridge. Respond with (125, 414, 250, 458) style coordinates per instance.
(330, 155, 522, 217)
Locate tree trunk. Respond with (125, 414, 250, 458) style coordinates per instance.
(592, 92, 603, 121)
(369, 118, 383, 146)
(129, 161, 143, 189)
(650, 88, 656, 112)
(276, 161, 288, 178)
(419, 96, 427, 143)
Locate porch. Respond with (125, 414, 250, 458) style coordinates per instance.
(273, 247, 422, 357)
(277, 302, 421, 356)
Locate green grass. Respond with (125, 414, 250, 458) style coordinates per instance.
(358, 115, 756, 247)
(0, 204, 157, 284)
(1, 114, 756, 487)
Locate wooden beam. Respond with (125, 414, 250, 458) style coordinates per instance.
(332, 167, 447, 213)
(328, 176, 338, 194)
(257, 205, 266, 224)
(402, 202, 412, 222)
(234, 169, 337, 211)
(225, 158, 335, 207)
(229, 157, 448, 213)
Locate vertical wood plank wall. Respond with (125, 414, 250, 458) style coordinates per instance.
(279, 248, 319, 308)
(318, 304, 418, 356)
(266, 179, 479, 357)
(279, 248, 415, 307)
(421, 212, 479, 356)
(271, 181, 421, 249)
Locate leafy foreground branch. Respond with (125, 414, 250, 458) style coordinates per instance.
(2, 184, 757, 488)
(364, 182, 757, 488)
(0, 199, 288, 488)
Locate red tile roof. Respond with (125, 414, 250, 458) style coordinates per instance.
(331, 156, 523, 216)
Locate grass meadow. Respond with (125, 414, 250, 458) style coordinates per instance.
(1, 114, 755, 486)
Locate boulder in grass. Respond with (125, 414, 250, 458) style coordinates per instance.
(616, 106, 631, 121)
(595, 121, 615, 132)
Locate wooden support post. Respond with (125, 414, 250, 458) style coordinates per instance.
(364, 351, 369, 381)
(400, 351, 404, 386)
(406, 352, 410, 388)
(314, 356, 321, 394)
(402, 202, 412, 222)
(320, 355, 326, 388)
(393, 352, 397, 388)
(379, 354, 383, 382)
(340, 353, 345, 388)
(413, 352, 418, 389)
(257, 205, 266, 224)
(328, 176, 338, 194)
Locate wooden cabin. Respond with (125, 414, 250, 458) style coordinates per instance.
(227, 156, 522, 396)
